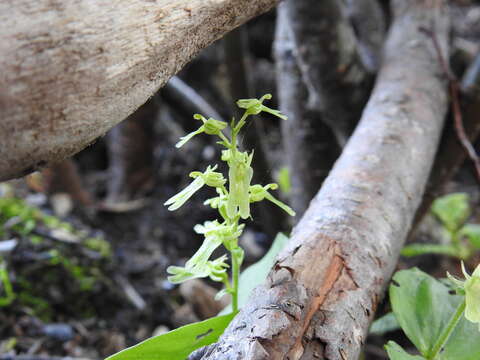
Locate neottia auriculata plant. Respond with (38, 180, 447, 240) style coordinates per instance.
(163, 94, 295, 312)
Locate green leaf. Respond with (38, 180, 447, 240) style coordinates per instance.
(106, 312, 236, 360)
(370, 312, 400, 336)
(220, 233, 289, 314)
(401, 244, 462, 258)
(459, 224, 480, 249)
(437, 311, 480, 360)
(389, 268, 460, 357)
(431, 193, 470, 232)
(390, 268, 480, 360)
(385, 341, 425, 360)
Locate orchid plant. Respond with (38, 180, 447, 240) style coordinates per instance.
(164, 94, 295, 312)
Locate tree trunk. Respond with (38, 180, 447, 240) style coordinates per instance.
(0, 0, 279, 181)
(199, 0, 449, 359)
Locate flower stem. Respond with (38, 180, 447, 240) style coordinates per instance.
(231, 248, 240, 312)
(428, 299, 466, 359)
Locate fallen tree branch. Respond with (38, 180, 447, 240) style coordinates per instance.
(274, 4, 339, 218)
(345, 0, 386, 73)
(161, 76, 225, 123)
(200, 0, 449, 359)
(0, 0, 279, 181)
(284, 0, 372, 146)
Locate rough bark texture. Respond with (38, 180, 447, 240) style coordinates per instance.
(284, 0, 372, 146)
(275, 4, 339, 218)
(0, 0, 279, 181)
(201, 1, 449, 359)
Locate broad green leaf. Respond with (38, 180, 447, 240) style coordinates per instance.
(390, 268, 480, 360)
(106, 312, 236, 360)
(389, 268, 460, 357)
(220, 233, 289, 314)
(437, 311, 480, 360)
(385, 341, 425, 360)
(370, 312, 400, 336)
(401, 244, 462, 258)
(459, 224, 480, 249)
(431, 193, 470, 232)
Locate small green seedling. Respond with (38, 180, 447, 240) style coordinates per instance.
(402, 193, 480, 260)
(383, 264, 480, 360)
(107, 95, 294, 360)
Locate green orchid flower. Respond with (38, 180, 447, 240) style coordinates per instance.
(164, 95, 295, 313)
(194, 220, 244, 250)
(176, 114, 227, 148)
(190, 165, 226, 188)
(236, 94, 287, 120)
(164, 165, 225, 211)
(249, 183, 296, 217)
(226, 152, 253, 219)
(164, 176, 205, 211)
(167, 221, 228, 284)
(167, 255, 229, 284)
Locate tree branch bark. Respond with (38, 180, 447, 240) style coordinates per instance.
(274, 4, 340, 218)
(200, 1, 449, 359)
(0, 0, 279, 181)
(284, 0, 372, 146)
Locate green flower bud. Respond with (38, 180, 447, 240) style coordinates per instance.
(221, 149, 232, 162)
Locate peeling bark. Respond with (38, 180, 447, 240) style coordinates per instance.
(201, 1, 449, 359)
(0, 0, 279, 181)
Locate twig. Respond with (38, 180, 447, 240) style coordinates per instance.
(114, 275, 147, 311)
(420, 27, 480, 183)
(162, 76, 225, 122)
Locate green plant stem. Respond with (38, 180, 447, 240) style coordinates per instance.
(428, 299, 466, 359)
(231, 248, 240, 312)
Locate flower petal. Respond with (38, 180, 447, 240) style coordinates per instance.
(164, 177, 205, 211)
